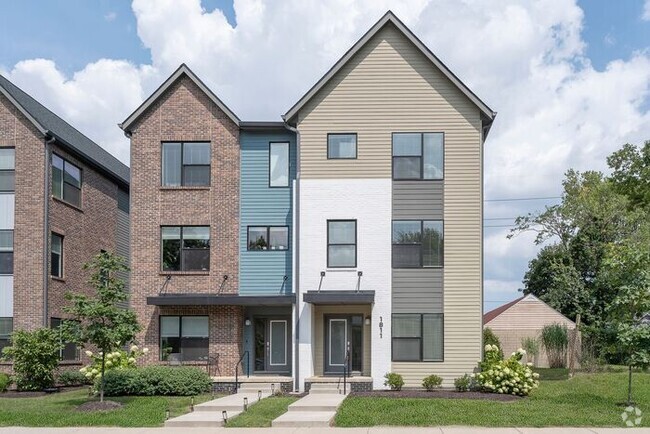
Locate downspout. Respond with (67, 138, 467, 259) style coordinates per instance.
(43, 133, 56, 327)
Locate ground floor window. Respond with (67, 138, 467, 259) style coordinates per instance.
(160, 315, 209, 361)
(391, 313, 443, 362)
(0, 317, 12, 353)
(50, 317, 79, 361)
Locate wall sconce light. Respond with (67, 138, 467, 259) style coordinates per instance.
(245, 319, 251, 326)
(365, 316, 371, 326)
(379, 316, 384, 338)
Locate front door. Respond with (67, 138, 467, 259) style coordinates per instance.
(254, 317, 290, 373)
(324, 315, 363, 375)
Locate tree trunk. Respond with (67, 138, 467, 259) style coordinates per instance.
(627, 364, 633, 406)
(100, 352, 106, 403)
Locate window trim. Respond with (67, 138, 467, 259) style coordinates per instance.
(327, 133, 358, 160)
(268, 142, 290, 188)
(0, 147, 15, 193)
(246, 225, 290, 251)
(326, 219, 357, 269)
(392, 219, 444, 269)
(160, 225, 211, 272)
(391, 132, 445, 181)
(51, 232, 64, 278)
(159, 315, 210, 362)
(391, 313, 444, 362)
(161, 141, 211, 187)
(52, 153, 83, 207)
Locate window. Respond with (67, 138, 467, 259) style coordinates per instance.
(327, 220, 356, 268)
(247, 226, 289, 251)
(392, 220, 443, 268)
(0, 148, 15, 192)
(162, 142, 211, 187)
(392, 313, 443, 362)
(160, 315, 209, 361)
(52, 154, 82, 207)
(0, 318, 12, 354)
(0, 230, 13, 275)
(327, 134, 357, 159)
(161, 226, 210, 271)
(51, 318, 78, 361)
(269, 142, 289, 187)
(51, 233, 63, 278)
(392, 133, 443, 180)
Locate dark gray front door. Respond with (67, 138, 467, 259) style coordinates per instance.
(254, 317, 290, 373)
(324, 315, 363, 375)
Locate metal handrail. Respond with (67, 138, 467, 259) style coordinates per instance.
(234, 350, 250, 392)
(342, 349, 350, 395)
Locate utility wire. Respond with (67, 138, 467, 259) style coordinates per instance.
(485, 196, 561, 202)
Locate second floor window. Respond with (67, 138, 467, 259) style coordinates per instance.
(392, 220, 443, 268)
(327, 134, 357, 159)
(0, 148, 15, 193)
(0, 230, 13, 275)
(392, 133, 443, 180)
(161, 226, 210, 271)
(51, 233, 63, 278)
(327, 220, 356, 268)
(248, 226, 289, 251)
(52, 154, 82, 207)
(162, 142, 211, 187)
(269, 142, 289, 187)
(0, 318, 12, 354)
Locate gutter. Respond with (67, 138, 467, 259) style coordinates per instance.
(43, 133, 55, 327)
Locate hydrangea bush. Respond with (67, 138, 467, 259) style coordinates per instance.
(474, 344, 539, 396)
(80, 344, 148, 382)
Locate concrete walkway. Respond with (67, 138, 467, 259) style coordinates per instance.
(2, 427, 649, 433)
(271, 383, 347, 427)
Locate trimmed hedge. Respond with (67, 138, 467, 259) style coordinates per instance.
(0, 373, 11, 392)
(102, 366, 212, 396)
(58, 370, 89, 387)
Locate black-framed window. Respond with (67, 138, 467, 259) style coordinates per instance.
(392, 313, 443, 362)
(0, 317, 12, 354)
(327, 220, 356, 268)
(327, 133, 357, 159)
(52, 154, 82, 207)
(247, 226, 289, 251)
(0, 148, 15, 192)
(0, 230, 13, 275)
(162, 142, 211, 187)
(392, 220, 443, 268)
(161, 226, 210, 271)
(269, 142, 289, 187)
(160, 315, 209, 361)
(392, 133, 443, 180)
(50, 317, 79, 361)
(51, 233, 63, 278)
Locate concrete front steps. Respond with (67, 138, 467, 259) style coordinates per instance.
(164, 390, 271, 428)
(271, 389, 347, 427)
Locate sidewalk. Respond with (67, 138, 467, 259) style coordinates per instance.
(2, 427, 649, 433)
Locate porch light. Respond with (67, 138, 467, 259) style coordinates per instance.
(258, 390, 262, 400)
(245, 319, 251, 326)
(365, 316, 371, 326)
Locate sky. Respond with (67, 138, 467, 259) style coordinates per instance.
(1, 0, 649, 312)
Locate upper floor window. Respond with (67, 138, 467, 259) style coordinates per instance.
(0, 230, 13, 275)
(51, 233, 63, 278)
(162, 142, 210, 187)
(392, 313, 443, 362)
(392, 220, 443, 268)
(0, 148, 15, 193)
(392, 133, 443, 180)
(327, 134, 357, 159)
(327, 220, 356, 268)
(52, 154, 82, 207)
(161, 226, 210, 272)
(248, 226, 289, 251)
(269, 142, 289, 187)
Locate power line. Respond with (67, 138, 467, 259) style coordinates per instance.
(485, 196, 561, 202)
(484, 225, 516, 228)
(483, 217, 518, 221)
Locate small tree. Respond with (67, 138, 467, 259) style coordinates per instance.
(541, 324, 569, 368)
(483, 328, 504, 360)
(521, 337, 540, 366)
(62, 251, 140, 402)
(1, 328, 62, 391)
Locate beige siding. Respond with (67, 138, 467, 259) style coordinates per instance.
(486, 297, 576, 331)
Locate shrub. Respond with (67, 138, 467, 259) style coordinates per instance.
(0, 373, 11, 392)
(422, 374, 443, 391)
(1, 328, 61, 391)
(58, 370, 89, 387)
(80, 345, 148, 383)
(476, 345, 539, 396)
(541, 323, 568, 368)
(383, 372, 404, 391)
(454, 374, 472, 392)
(103, 366, 212, 396)
(483, 328, 504, 359)
(521, 337, 539, 365)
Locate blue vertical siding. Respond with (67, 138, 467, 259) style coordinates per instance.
(239, 130, 296, 295)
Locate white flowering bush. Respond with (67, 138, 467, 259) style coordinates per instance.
(475, 345, 539, 396)
(80, 344, 149, 382)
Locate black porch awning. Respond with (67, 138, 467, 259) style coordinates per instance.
(303, 290, 375, 305)
(147, 293, 295, 306)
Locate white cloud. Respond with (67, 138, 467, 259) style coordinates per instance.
(104, 11, 117, 22)
(4, 0, 650, 309)
(643, 0, 650, 21)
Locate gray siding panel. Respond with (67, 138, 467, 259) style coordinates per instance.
(116, 208, 130, 308)
(392, 268, 443, 314)
(392, 181, 443, 219)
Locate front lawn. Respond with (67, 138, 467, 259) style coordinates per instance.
(335, 371, 649, 427)
(533, 367, 569, 381)
(226, 396, 298, 427)
(0, 389, 213, 427)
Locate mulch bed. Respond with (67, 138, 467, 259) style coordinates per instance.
(76, 400, 123, 412)
(351, 389, 523, 401)
(0, 386, 85, 399)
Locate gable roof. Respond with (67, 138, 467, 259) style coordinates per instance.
(283, 11, 496, 127)
(0, 74, 130, 187)
(483, 296, 524, 325)
(119, 64, 240, 133)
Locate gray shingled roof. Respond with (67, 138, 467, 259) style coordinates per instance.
(0, 74, 129, 186)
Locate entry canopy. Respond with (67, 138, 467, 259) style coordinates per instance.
(303, 290, 375, 305)
(147, 293, 295, 306)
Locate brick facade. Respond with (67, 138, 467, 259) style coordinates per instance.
(128, 75, 242, 370)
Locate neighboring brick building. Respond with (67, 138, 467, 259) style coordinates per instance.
(0, 75, 130, 370)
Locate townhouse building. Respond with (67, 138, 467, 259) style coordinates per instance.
(122, 11, 494, 391)
(0, 75, 130, 369)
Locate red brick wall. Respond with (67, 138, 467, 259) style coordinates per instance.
(129, 75, 242, 368)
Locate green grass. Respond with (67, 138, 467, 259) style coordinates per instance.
(226, 396, 298, 427)
(0, 389, 214, 427)
(533, 367, 569, 380)
(335, 371, 650, 427)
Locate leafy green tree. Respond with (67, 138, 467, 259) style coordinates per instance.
(607, 140, 650, 209)
(62, 251, 140, 402)
(1, 328, 62, 391)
